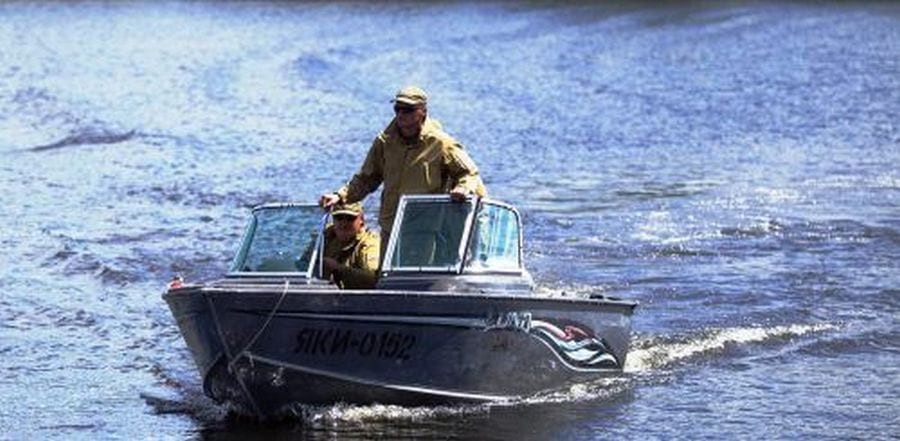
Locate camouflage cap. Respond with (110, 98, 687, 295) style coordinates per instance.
(392, 86, 428, 106)
(332, 201, 363, 217)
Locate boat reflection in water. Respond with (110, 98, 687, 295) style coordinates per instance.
(163, 195, 637, 419)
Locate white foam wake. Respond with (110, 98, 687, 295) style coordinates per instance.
(625, 323, 837, 373)
(288, 402, 488, 425)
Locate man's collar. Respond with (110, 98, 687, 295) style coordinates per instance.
(335, 228, 368, 248)
(386, 117, 439, 142)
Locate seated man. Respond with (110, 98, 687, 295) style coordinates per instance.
(322, 202, 380, 289)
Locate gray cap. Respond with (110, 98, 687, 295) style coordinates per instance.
(332, 202, 363, 217)
(392, 85, 428, 106)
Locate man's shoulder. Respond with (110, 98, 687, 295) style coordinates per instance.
(376, 117, 460, 148)
(359, 229, 381, 247)
(376, 121, 396, 142)
(421, 118, 459, 146)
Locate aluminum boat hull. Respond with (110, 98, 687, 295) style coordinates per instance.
(164, 279, 636, 418)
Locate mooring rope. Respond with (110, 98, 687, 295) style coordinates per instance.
(207, 279, 290, 419)
(206, 291, 263, 418)
(229, 279, 291, 372)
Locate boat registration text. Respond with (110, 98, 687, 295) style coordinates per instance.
(293, 328, 417, 361)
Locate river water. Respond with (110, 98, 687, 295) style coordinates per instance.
(1, 1, 897, 439)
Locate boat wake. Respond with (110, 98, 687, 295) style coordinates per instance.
(286, 402, 489, 426)
(625, 323, 837, 373)
(513, 323, 838, 406)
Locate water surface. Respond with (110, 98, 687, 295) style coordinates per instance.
(0, 1, 897, 439)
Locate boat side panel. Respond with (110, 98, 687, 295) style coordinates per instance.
(196, 289, 632, 412)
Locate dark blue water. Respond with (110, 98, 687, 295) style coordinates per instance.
(1, 2, 897, 439)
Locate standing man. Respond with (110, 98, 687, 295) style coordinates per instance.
(322, 202, 380, 289)
(319, 86, 487, 261)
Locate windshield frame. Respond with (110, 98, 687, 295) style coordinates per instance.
(461, 199, 526, 275)
(227, 202, 327, 279)
(381, 195, 478, 274)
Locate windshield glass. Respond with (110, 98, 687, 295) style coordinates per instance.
(230, 204, 323, 274)
(388, 198, 475, 271)
(466, 203, 522, 271)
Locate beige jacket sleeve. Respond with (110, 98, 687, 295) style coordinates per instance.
(444, 142, 487, 197)
(336, 138, 385, 203)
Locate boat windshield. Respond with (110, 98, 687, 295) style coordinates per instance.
(383, 196, 525, 274)
(385, 196, 476, 272)
(229, 204, 325, 276)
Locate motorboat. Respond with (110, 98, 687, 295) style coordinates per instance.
(163, 195, 637, 419)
